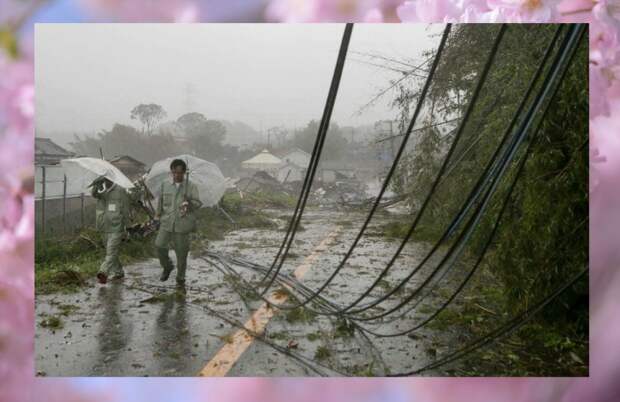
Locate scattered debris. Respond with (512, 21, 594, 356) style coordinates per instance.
(285, 307, 317, 324)
(314, 345, 331, 360)
(334, 319, 355, 339)
(309, 178, 369, 207)
(40, 316, 64, 330)
(236, 171, 287, 195)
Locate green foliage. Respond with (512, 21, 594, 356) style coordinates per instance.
(378, 220, 437, 242)
(285, 306, 317, 324)
(427, 265, 587, 376)
(268, 331, 290, 341)
(70, 108, 233, 169)
(35, 227, 156, 294)
(390, 26, 588, 331)
(314, 345, 331, 361)
(333, 319, 355, 339)
(349, 362, 376, 377)
(70, 123, 186, 166)
(178, 112, 227, 161)
(290, 120, 348, 161)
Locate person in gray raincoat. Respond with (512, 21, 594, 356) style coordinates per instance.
(155, 159, 202, 288)
(91, 177, 130, 284)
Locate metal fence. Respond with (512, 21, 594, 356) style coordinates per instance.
(35, 165, 96, 237)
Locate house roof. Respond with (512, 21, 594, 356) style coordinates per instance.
(241, 149, 283, 166)
(35, 138, 74, 157)
(276, 147, 310, 158)
(109, 155, 147, 167)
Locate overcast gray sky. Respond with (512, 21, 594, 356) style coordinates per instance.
(36, 23, 443, 141)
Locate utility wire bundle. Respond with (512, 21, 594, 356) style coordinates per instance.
(200, 23, 587, 375)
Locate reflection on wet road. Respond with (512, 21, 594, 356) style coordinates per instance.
(93, 284, 132, 375)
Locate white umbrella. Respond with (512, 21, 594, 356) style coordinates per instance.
(61, 157, 135, 192)
(145, 154, 226, 207)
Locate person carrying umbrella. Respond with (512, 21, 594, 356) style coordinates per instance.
(91, 176, 131, 284)
(155, 158, 203, 288)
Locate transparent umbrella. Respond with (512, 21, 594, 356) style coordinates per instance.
(60, 157, 135, 193)
(145, 154, 226, 207)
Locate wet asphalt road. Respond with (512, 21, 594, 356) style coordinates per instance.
(36, 208, 461, 377)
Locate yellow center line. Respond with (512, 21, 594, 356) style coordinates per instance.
(198, 227, 342, 377)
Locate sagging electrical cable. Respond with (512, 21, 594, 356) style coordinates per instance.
(344, 24, 584, 322)
(337, 24, 565, 317)
(360, 24, 585, 337)
(200, 251, 397, 370)
(259, 23, 353, 294)
(226, 25, 556, 318)
(260, 23, 353, 284)
(260, 22, 352, 292)
(184, 262, 389, 375)
(366, 25, 587, 337)
(256, 24, 454, 310)
(330, 25, 567, 326)
(261, 24, 529, 317)
(197, 25, 580, 352)
(202, 66, 552, 330)
(344, 25, 582, 322)
(331, 24, 508, 315)
(261, 22, 350, 282)
(197, 255, 389, 375)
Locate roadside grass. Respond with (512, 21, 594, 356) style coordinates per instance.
(36, 192, 278, 295)
(378, 220, 437, 242)
(424, 263, 588, 376)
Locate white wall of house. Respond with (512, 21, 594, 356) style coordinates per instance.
(241, 165, 281, 178)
